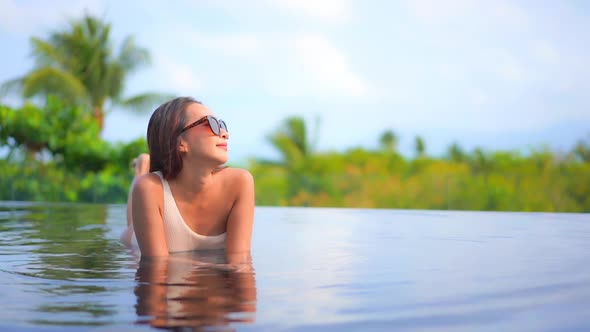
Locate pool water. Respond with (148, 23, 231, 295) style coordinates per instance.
(0, 202, 589, 331)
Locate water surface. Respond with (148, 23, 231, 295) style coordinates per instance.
(0, 202, 589, 331)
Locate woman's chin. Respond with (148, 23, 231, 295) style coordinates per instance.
(214, 152, 229, 165)
(197, 150, 229, 167)
(219, 157, 229, 165)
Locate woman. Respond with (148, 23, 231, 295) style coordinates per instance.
(120, 97, 255, 262)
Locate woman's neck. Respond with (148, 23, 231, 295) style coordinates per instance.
(170, 164, 216, 196)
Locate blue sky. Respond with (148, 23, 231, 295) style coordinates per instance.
(1, 0, 589, 163)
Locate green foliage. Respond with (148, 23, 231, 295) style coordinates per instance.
(414, 136, 426, 158)
(574, 136, 590, 162)
(265, 116, 317, 200)
(267, 116, 312, 167)
(379, 130, 398, 152)
(0, 100, 143, 203)
(0, 159, 131, 203)
(447, 142, 466, 163)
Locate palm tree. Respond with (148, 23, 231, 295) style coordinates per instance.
(265, 116, 319, 199)
(379, 130, 398, 152)
(447, 142, 466, 163)
(574, 136, 590, 163)
(471, 147, 490, 174)
(1, 15, 167, 131)
(414, 135, 426, 158)
(267, 116, 315, 168)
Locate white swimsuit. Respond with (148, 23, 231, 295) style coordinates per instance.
(132, 171, 227, 252)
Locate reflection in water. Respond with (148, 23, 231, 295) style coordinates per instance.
(0, 203, 130, 325)
(134, 251, 257, 331)
(8, 203, 119, 280)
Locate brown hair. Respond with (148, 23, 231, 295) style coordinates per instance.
(147, 96, 201, 179)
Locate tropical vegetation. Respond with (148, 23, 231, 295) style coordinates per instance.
(251, 116, 590, 212)
(1, 99, 589, 211)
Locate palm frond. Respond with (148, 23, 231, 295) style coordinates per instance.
(118, 36, 151, 72)
(268, 132, 304, 166)
(285, 117, 309, 155)
(255, 159, 283, 167)
(30, 38, 67, 68)
(22, 67, 88, 104)
(0, 77, 24, 98)
(265, 116, 316, 168)
(104, 63, 124, 101)
(117, 93, 175, 113)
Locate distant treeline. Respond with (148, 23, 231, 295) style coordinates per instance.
(251, 117, 590, 212)
(251, 144, 590, 212)
(1, 101, 589, 212)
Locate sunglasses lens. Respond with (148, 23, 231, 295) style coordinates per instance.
(207, 116, 219, 135)
(220, 120, 227, 132)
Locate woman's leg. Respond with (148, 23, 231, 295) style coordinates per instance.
(121, 153, 150, 245)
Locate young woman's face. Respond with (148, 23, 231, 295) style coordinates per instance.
(179, 103, 229, 166)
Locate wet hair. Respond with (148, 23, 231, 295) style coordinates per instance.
(147, 96, 202, 179)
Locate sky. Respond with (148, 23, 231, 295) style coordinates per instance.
(1, 0, 589, 163)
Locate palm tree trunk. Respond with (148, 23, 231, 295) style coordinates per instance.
(93, 106, 104, 133)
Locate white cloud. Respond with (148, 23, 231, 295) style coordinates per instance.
(489, 50, 526, 83)
(490, 1, 530, 27)
(183, 32, 261, 59)
(277, 34, 369, 98)
(404, 0, 530, 29)
(151, 20, 262, 61)
(0, 0, 104, 34)
(530, 40, 560, 66)
(184, 0, 351, 25)
(405, 0, 473, 23)
(154, 54, 202, 95)
(469, 88, 489, 106)
(270, 0, 351, 23)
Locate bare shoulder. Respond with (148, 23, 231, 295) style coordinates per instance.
(131, 173, 164, 229)
(132, 173, 164, 196)
(216, 167, 254, 184)
(216, 167, 254, 198)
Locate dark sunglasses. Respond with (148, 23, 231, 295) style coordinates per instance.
(180, 115, 228, 137)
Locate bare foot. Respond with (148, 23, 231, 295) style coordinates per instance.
(132, 153, 150, 177)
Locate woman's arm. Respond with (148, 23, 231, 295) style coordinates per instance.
(225, 169, 255, 263)
(121, 154, 151, 246)
(132, 174, 169, 256)
(119, 179, 136, 246)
